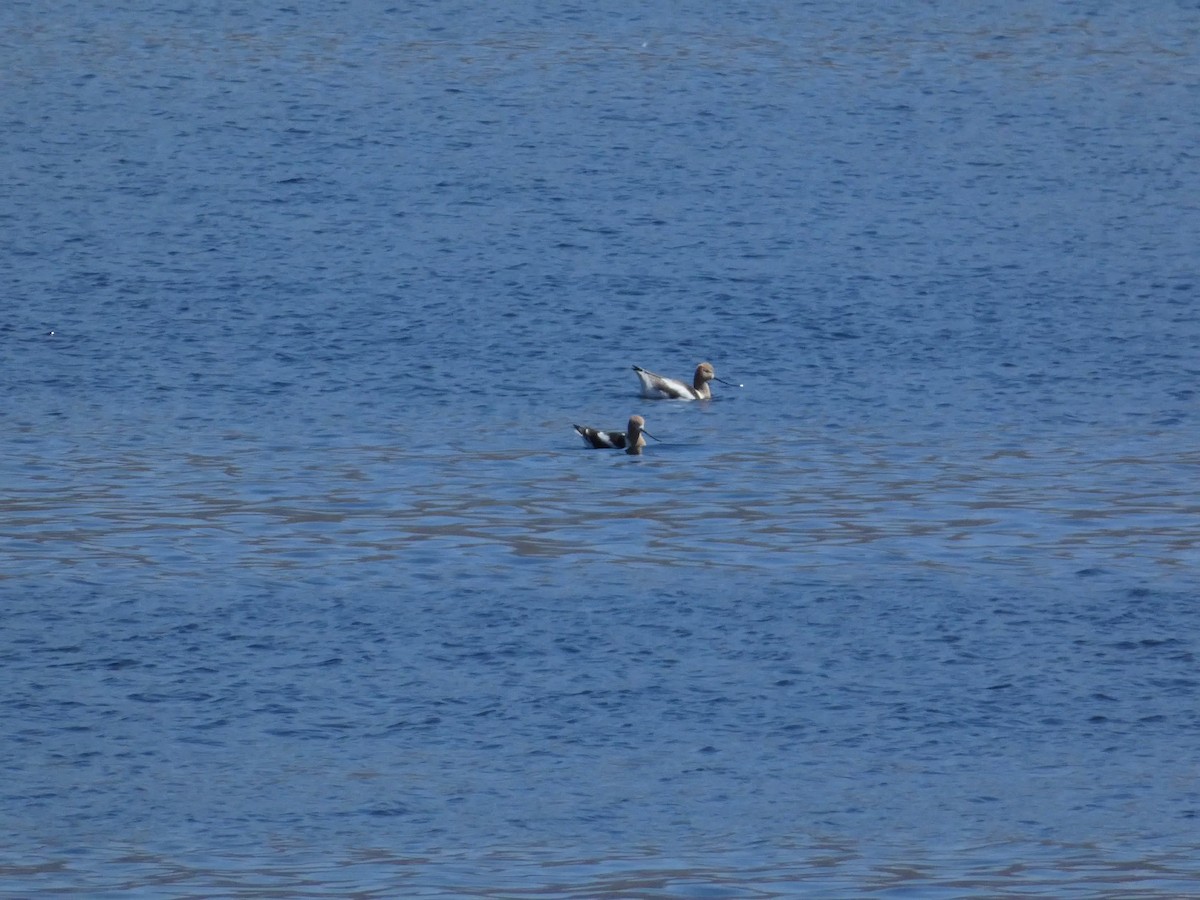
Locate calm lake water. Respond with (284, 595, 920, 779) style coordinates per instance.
(3, 0, 1199, 895)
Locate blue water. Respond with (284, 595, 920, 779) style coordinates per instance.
(3, 1, 1199, 895)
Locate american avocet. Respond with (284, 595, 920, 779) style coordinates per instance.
(631, 362, 741, 400)
(573, 415, 656, 455)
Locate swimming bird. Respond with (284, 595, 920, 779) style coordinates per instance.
(631, 361, 740, 400)
(573, 415, 655, 455)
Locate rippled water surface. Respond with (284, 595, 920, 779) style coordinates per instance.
(3, 0, 1199, 895)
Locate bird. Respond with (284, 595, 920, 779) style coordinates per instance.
(573, 415, 655, 455)
(631, 361, 741, 400)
